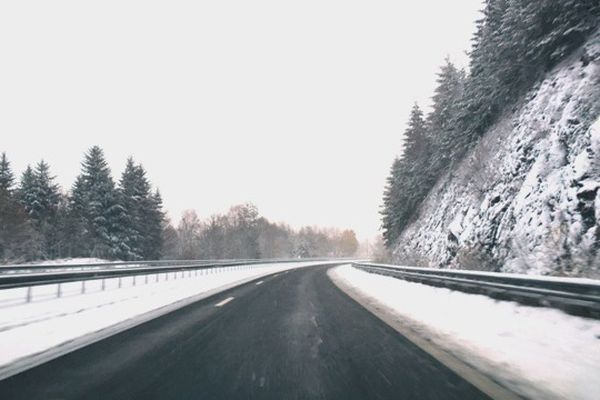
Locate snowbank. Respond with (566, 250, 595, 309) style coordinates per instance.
(330, 265, 600, 400)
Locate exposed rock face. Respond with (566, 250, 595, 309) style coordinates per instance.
(393, 32, 600, 278)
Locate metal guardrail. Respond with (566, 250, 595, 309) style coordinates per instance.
(0, 258, 328, 273)
(353, 262, 600, 319)
(0, 258, 345, 290)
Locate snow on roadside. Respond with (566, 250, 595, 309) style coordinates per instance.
(0, 261, 324, 372)
(330, 264, 600, 400)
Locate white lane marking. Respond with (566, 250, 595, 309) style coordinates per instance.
(256, 281, 264, 285)
(215, 297, 235, 307)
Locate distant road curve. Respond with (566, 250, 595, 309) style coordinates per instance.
(0, 265, 489, 400)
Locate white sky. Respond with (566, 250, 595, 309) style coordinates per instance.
(0, 1, 482, 241)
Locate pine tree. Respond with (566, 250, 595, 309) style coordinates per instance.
(71, 146, 128, 259)
(402, 103, 429, 162)
(0, 153, 31, 260)
(17, 165, 35, 216)
(118, 159, 165, 260)
(53, 193, 80, 259)
(381, 157, 404, 247)
(427, 60, 466, 170)
(117, 158, 145, 260)
(402, 104, 430, 203)
(0, 153, 15, 193)
(17, 161, 61, 258)
(381, 104, 429, 247)
(144, 189, 165, 259)
(19, 161, 60, 225)
(380, 0, 600, 251)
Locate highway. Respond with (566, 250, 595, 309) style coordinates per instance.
(0, 264, 489, 399)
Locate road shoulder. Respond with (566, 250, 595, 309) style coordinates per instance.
(327, 265, 522, 400)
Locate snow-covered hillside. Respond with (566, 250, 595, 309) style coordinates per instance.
(393, 31, 600, 278)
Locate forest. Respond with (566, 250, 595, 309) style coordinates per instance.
(0, 146, 358, 263)
(381, 0, 600, 249)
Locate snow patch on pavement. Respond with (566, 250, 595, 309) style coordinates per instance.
(331, 264, 600, 400)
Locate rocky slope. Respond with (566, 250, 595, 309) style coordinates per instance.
(392, 31, 600, 278)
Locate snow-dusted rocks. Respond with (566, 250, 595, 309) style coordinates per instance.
(393, 31, 600, 278)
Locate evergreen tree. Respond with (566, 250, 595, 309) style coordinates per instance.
(0, 153, 15, 193)
(381, 157, 403, 247)
(427, 60, 466, 170)
(144, 189, 165, 259)
(17, 166, 35, 217)
(18, 161, 61, 258)
(53, 193, 80, 259)
(381, 104, 429, 247)
(380, 0, 600, 250)
(71, 146, 128, 259)
(0, 153, 31, 260)
(118, 158, 145, 260)
(118, 159, 165, 260)
(19, 161, 60, 225)
(33, 161, 60, 223)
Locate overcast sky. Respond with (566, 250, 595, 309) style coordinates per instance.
(1, 1, 482, 241)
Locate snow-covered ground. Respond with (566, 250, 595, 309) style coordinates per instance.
(330, 264, 600, 400)
(0, 261, 325, 378)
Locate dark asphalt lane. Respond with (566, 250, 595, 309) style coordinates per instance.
(0, 265, 489, 400)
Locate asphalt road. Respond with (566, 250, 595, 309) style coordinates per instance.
(0, 265, 489, 399)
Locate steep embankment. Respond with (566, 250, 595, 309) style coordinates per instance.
(393, 31, 600, 278)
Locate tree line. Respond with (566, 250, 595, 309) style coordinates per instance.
(0, 146, 164, 261)
(0, 146, 359, 263)
(382, 0, 600, 248)
(162, 204, 359, 260)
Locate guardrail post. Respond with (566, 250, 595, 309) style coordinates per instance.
(26, 286, 32, 303)
(133, 275, 136, 286)
(145, 275, 149, 285)
(57, 283, 62, 298)
(118, 277, 122, 288)
(81, 281, 86, 294)
(156, 273, 159, 283)
(101, 279, 106, 291)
